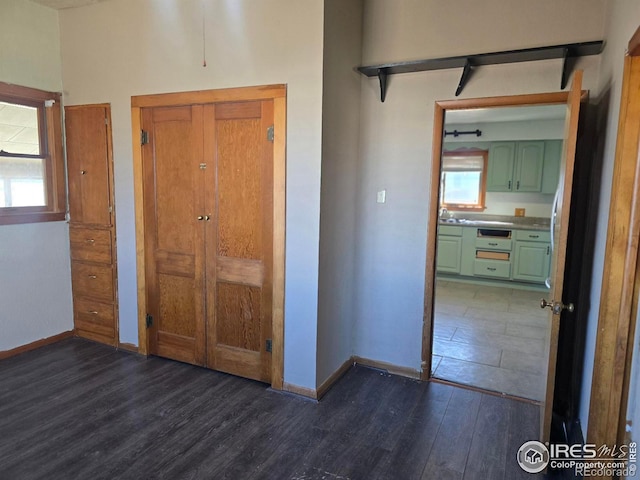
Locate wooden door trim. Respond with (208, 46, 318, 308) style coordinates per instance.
(588, 29, 640, 451)
(131, 84, 286, 390)
(422, 90, 571, 380)
(131, 84, 286, 108)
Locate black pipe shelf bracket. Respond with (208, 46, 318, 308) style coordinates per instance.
(358, 41, 604, 102)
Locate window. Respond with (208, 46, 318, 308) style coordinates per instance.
(440, 150, 488, 211)
(0, 82, 65, 225)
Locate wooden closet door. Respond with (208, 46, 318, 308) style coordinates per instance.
(205, 100, 274, 383)
(65, 106, 112, 225)
(142, 105, 206, 366)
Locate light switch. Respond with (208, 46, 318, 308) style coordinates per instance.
(377, 190, 386, 204)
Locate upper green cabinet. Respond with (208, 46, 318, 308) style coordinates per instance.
(486, 140, 555, 193)
(487, 142, 516, 191)
(514, 141, 545, 192)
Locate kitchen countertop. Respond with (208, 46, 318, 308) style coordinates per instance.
(438, 214, 551, 231)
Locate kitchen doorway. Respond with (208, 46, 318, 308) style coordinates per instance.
(431, 104, 566, 401)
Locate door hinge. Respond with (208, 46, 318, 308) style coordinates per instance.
(105, 117, 109, 125)
(141, 130, 149, 145)
(266, 339, 272, 353)
(108, 205, 113, 213)
(267, 125, 274, 143)
(146, 314, 153, 328)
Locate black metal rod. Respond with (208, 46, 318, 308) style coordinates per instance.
(444, 129, 482, 138)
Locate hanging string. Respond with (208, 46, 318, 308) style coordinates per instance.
(202, 0, 207, 67)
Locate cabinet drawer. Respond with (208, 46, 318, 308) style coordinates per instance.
(71, 262, 114, 302)
(74, 297, 115, 338)
(473, 259, 511, 279)
(70, 228, 112, 264)
(514, 230, 551, 242)
(475, 237, 512, 251)
(438, 225, 463, 236)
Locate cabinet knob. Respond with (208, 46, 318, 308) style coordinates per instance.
(197, 216, 204, 221)
(205, 215, 211, 221)
(80, 170, 86, 175)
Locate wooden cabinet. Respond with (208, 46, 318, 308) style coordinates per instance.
(487, 142, 516, 191)
(514, 141, 545, 192)
(487, 141, 546, 193)
(437, 236, 462, 273)
(512, 230, 551, 283)
(140, 99, 276, 383)
(437, 226, 550, 285)
(65, 105, 118, 346)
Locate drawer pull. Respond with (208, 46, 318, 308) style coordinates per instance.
(487, 267, 497, 271)
(88, 275, 97, 279)
(488, 242, 498, 246)
(88, 310, 99, 315)
(529, 234, 539, 239)
(85, 238, 95, 244)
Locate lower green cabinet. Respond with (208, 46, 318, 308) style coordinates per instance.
(436, 236, 462, 274)
(512, 241, 550, 283)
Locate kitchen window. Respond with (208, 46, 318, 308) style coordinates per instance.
(440, 150, 488, 211)
(0, 82, 65, 225)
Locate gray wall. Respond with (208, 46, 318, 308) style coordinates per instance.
(58, 0, 325, 390)
(317, 0, 364, 386)
(352, 0, 605, 370)
(0, 0, 73, 350)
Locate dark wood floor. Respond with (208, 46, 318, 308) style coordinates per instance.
(0, 338, 544, 479)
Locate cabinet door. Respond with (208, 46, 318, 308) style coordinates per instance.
(206, 100, 274, 383)
(142, 105, 206, 367)
(514, 141, 545, 192)
(65, 106, 113, 225)
(512, 241, 550, 283)
(541, 140, 562, 194)
(436, 236, 462, 273)
(487, 142, 515, 191)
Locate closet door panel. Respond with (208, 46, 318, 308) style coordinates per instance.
(143, 105, 206, 366)
(206, 100, 273, 382)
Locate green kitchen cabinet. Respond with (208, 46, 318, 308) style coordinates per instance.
(487, 142, 516, 191)
(514, 141, 545, 192)
(512, 240, 551, 283)
(436, 236, 462, 274)
(541, 140, 562, 194)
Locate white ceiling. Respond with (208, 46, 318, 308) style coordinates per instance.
(0, 102, 40, 155)
(31, 0, 109, 9)
(445, 105, 566, 125)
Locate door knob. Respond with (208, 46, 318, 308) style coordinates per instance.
(197, 216, 204, 221)
(540, 298, 574, 314)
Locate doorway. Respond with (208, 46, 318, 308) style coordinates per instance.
(422, 75, 584, 442)
(431, 104, 566, 401)
(131, 85, 286, 390)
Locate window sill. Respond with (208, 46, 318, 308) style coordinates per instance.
(0, 211, 65, 226)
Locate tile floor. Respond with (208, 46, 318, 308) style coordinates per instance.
(432, 279, 550, 401)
